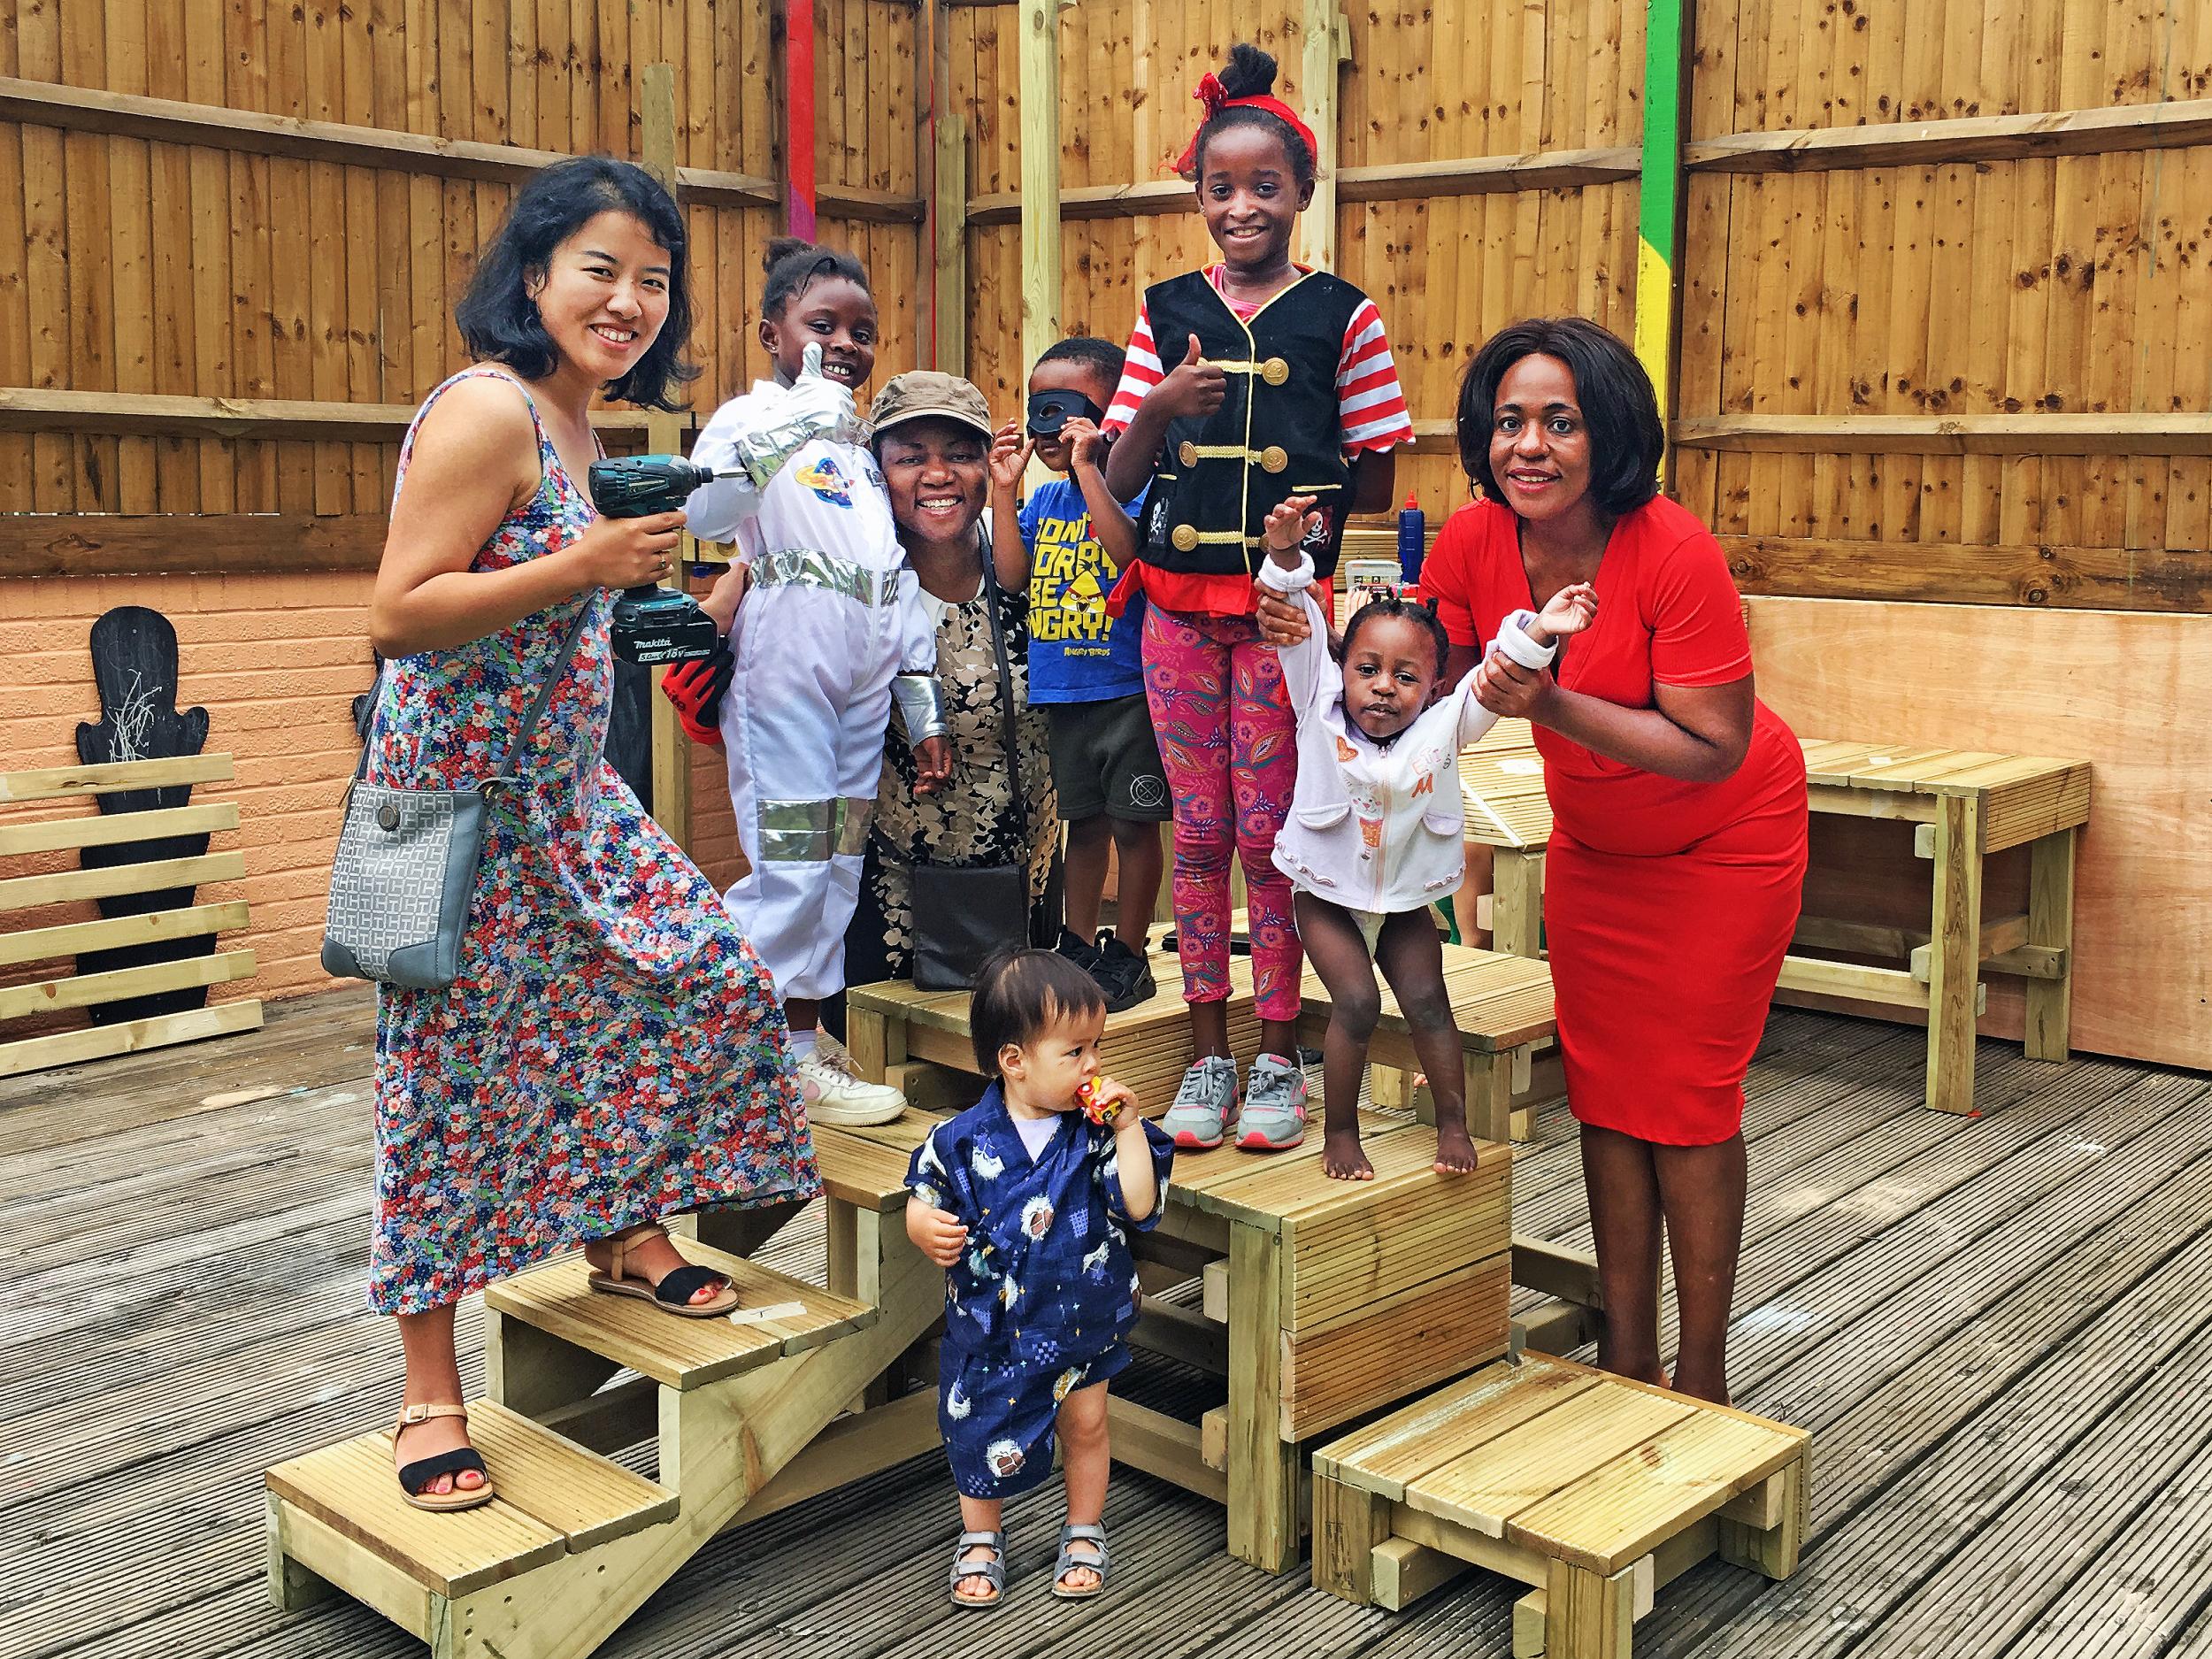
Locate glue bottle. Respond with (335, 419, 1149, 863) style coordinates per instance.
(1397, 493, 1425, 597)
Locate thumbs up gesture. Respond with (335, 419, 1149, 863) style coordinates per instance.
(1156, 332, 1227, 422)
(784, 340, 862, 440)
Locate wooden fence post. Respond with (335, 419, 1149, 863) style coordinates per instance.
(639, 63, 692, 856)
(1295, 2, 1350, 273)
(1018, 0, 1071, 381)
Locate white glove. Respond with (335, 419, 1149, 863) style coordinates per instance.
(727, 343, 862, 490)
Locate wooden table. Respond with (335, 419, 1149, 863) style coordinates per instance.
(1455, 734, 2090, 1116)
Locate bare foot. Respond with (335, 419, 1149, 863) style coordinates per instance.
(393, 1410, 486, 1497)
(585, 1226, 728, 1308)
(1322, 1128, 1374, 1180)
(1433, 1120, 1481, 1174)
(1670, 1367, 1729, 1406)
(955, 1540, 1002, 1604)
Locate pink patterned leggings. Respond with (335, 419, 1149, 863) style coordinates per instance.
(1141, 604, 1302, 1022)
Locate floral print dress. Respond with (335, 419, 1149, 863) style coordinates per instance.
(365, 367, 817, 1316)
(846, 556, 1057, 986)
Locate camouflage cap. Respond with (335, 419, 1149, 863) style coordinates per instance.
(867, 371, 995, 442)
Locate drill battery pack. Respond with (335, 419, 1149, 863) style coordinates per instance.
(611, 588, 721, 665)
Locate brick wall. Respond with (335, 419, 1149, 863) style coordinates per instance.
(4, 570, 762, 1018)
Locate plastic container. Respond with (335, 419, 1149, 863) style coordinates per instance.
(1397, 494, 1425, 588)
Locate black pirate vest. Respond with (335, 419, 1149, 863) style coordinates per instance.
(1136, 269, 1370, 580)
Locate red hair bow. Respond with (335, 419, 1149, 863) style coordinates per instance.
(1172, 72, 1318, 176)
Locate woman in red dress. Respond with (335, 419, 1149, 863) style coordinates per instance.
(1263, 319, 1806, 1403)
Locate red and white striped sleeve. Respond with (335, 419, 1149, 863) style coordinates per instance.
(1101, 303, 1166, 436)
(1336, 299, 1416, 453)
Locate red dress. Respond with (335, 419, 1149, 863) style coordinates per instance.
(1425, 497, 1808, 1145)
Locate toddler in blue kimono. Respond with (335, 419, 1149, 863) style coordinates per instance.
(905, 948, 1176, 1609)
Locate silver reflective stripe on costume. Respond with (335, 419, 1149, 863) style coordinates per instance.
(889, 673, 951, 742)
(759, 795, 876, 862)
(751, 547, 893, 607)
(836, 796, 875, 857)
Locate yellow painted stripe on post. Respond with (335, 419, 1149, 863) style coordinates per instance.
(1633, 234, 1672, 430)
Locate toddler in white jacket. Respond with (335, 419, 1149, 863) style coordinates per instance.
(1255, 495, 1596, 1179)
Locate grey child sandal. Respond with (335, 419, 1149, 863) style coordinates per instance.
(1051, 1522, 1110, 1599)
(949, 1529, 1006, 1608)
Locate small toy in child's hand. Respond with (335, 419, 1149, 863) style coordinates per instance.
(1078, 1078, 1122, 1127)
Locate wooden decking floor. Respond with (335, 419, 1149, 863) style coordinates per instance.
(6, 989, 2212, 1658)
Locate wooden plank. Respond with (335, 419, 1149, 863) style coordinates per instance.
(1225, 1219, 1299, 1572)
(0, 851, 249, 914)
(0, 900, 251, 969)
(1106, 1395, 1226, 1504)
(456, 1399, 677, 1552)
(1673, 411, 2212, 455)
(0, 387, 663, 441)
(1370, 1534, 1473, 1612)
(0, 801, 239, 856)
(481, 1248, 874, 1391)
(0, 511, 388, 578)
(0, 73, 924, 220)
(1925, 793, 1985, 1115)
(0, 753, 235, 802)
(1281, 1253, 1511, 1440)
(1317, 1356, 1607, 1501)
(0, 999, 264, 1078)
(0, 949, 257, 1021)
(1685, 96, 2212, 174)
(2024, 827, 2076, 1060)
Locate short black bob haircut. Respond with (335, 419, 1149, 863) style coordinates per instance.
(969, 947, 1109, 1077)
(1182, 42, 1317, 189)
(1036, 335, 1127, 395)
(1340, 591, 1451, 680)
(1456, 317, 1663, 518)
(456, 156, 698, 411)
(760, 236, 872, 319)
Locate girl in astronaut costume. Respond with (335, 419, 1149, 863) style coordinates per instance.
(682, 241, 950, 1125)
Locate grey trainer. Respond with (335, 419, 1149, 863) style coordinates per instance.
(1234, 1053, 1310, 1151)
(1162, 1056, 1240, 1150)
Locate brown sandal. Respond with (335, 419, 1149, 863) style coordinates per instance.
(586, 1226, 741, 1319)
(393, 1402, 495, 1513)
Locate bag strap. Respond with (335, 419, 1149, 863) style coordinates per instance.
(973, 533, 1029, 845)
(352, 601, 593, 788)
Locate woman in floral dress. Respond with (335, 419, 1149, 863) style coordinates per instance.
(361, 158, 816, 1511)
(837, 373, 1059, 991)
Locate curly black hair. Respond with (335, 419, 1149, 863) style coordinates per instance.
(455, 156, 698, 410)
(1456, 318, 1663, 518)
(1036, 335, 1127, 391)
(760, 235, 871, 319)
(1181, 42, 1317, 188)
(1340, 591, 1451, 680)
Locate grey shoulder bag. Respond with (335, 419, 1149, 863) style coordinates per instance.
(320, 605, 590, 991)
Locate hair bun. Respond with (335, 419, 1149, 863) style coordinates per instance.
(763, 235, 816, 273)
(1217, 42, 1279, 100)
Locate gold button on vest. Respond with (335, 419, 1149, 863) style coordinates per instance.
(1260, 446, 1288, 473)
(1261, 357, 1290, 387)
(1179, 441, 1198, 466)
(1171, 523, 1200, 553)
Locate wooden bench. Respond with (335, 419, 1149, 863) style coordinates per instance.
(1312, 1353, 1810, 1657)
(1, 753, 262, 1076)
(1783, 741, 2088, 1114)
(1453, 734, 2090, 1116)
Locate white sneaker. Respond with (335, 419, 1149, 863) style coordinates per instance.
(794, 1033, 907, 1126)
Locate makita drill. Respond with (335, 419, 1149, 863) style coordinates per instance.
(586, 455, 737, 665)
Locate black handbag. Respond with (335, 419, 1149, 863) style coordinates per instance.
(908, 546, 1045, 991)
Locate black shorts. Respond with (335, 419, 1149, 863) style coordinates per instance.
(1043, 695, 1172, 823)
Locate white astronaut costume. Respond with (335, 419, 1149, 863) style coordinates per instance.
(686, 380, 940, 1006)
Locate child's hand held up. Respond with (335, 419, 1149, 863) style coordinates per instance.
(1262, 494, 1322, 554)
(988, 419, 1033, 492)
(1532, 580, 1599, 642)
(1062, 417, 1106, 472)
(1078, 1076, 1139, 1127)
(1158, 334, 1227, 421)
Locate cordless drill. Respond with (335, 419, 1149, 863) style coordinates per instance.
(586, 455, 735, 665)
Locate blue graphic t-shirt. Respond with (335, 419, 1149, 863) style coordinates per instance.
(1021, 476, 1149, 703)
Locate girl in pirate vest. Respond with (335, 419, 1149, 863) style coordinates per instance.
(1100, 42, 1415, 1155)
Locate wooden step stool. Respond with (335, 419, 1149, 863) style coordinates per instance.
(265, 1213, 948, 1659)
(1312, 1353, 1809, 1658)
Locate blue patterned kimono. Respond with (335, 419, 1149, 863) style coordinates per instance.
(906, 1086, 1176, 1497)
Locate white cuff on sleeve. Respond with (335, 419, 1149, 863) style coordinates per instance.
(1492, 608, 1558, 671)
(1256, 551, 1318, 595)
